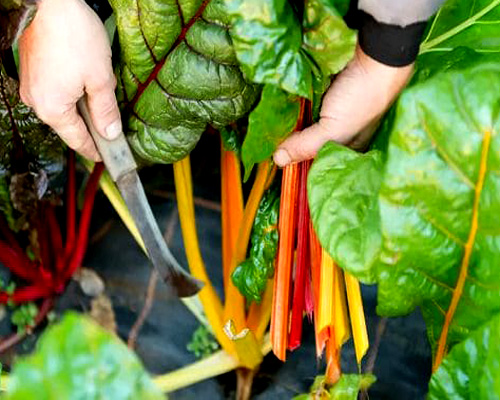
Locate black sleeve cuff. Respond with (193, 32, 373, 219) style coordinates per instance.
(344, 1, 427, 67)
(358, 11, 427, 66)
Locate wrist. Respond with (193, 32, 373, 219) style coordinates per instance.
(353, 44, 414, 104)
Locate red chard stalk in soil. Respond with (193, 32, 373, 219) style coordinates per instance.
(0, 151, 103, 304)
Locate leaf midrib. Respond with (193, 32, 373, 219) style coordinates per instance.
(420, 0, 500, 54)
(124, 0, 212, 112)
(432, 129, 492, 371)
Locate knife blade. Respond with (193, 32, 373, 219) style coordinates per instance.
(77, 98, 203, 298)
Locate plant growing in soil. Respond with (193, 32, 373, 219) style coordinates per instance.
(0, 0, 499, 398)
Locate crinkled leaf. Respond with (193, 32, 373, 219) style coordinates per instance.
(428, 314, 500, 399)
(225, 0, 354, 99)
(420, 0, 500, 55)
(220, 125, 241, 154)
(241, 85, 301, 179)
(111, 0, 259, 164)
(0, 67, 64, 226)
(308, 142, 383, 283)
(225, 0, 313, 98)
(7, 313, 163, 400)
(0, 69, 64, 178)
(302, 0, 356, 77)
(376, 64, 500, 351)
(232, 185, 280, 302)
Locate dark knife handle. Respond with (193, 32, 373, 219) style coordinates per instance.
(77, 98, 136, 182)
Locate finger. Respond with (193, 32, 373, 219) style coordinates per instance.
(85, 74, 122, 140)
(273, 118, 346, 167)
(41, 103, 101, 161)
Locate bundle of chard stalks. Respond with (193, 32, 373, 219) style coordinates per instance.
(271, 159, 368, 383)
(270, 103, 369, 384)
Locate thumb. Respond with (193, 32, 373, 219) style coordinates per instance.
(273, 118, 348, 167)
(85, 78, 122, 140)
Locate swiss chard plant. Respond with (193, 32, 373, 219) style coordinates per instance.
(0, 0, 499, 398)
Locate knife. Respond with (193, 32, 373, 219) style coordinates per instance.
(77, 98, 203, 298)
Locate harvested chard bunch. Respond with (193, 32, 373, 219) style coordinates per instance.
(268, 102, 369, 384)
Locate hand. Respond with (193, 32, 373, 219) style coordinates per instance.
(273, 44, 414, 167)
(18, 0, 121, 161)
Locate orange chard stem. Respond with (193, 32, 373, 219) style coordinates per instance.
(221, 146, 244, 292)
(173, 157, 234, 355)
(247, 278, 274, 341)
(270, 163, 300, 361)
(224, 160, 272, 331)
(325, 334, 341, 385)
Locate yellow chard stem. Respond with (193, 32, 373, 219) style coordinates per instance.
(81, 159, 207, 326)
(344, 272, 369, 366)
(173, 157, 235, 355)
(153, 334, 272, 393)
(223, 160, 272, 365)
(333, 262, 350, 349)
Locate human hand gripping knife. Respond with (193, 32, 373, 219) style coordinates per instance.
(77, 98, 203, 297)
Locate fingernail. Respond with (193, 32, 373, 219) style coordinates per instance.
(273, 149, 292, 167)
(104, 120, 122, 140)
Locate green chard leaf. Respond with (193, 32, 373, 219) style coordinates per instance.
(329, 374, 376, 400)
(187, 324, 220, 359)
(224, 0, 313, 98)
(293, 374, 376, 400)
(415, 0, 500, 84)
(414, 47, 500, 84)
(111, 0, 259, 164)
(0, 67, 64, 179)
(232, 185, 280, 302)
(225, 0, 355, 98)
(220, 125, 242, 154)
(241, 85, 302, 179)
(428, 314, 500, 399)
(7, 313, 163, 400)
(308, 142, 383, 283)
(302, 0, 356, 77)
(376, 64, 500, 352)
(0, 65, 64, 225)
(420, 0, 500, 55)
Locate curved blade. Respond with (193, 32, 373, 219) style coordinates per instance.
(76, 98, 202, 298)
(117, 171, 203, 297)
